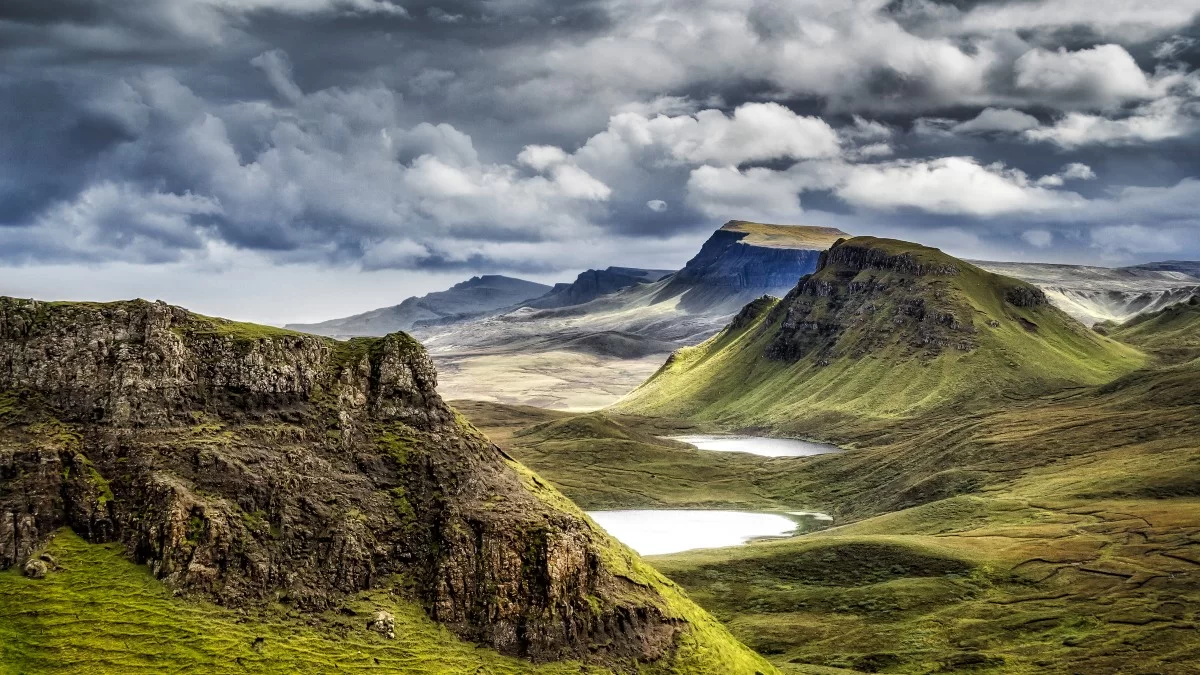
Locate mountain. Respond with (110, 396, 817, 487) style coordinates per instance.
(286, 275, 552, 338)
(525, 267, 674, 310)
(417, 221, 848, 408)
(653, 221, 849, 313)
(973, 260, 1200, 326)
(0, 297, 771, 674)
(615, 236, 1143, 429)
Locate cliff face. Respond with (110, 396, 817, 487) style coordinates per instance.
(0, 298, 685, 666)
(764, 239, 1034, 362)
(656, 223, 847, 312)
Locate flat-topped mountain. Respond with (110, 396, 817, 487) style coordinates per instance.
(654, 221, 849, 313)
(286, 275, 552, 338)
(615, 237, 1143, 429)
(414, 222, 850, 407)
(0, 297, 770, 673)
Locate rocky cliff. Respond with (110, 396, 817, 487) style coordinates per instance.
(0, 297, 764, 671)
(655, 221, 848, 312)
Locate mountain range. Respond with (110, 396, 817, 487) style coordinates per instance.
(287, 221, 1199, 409)
(285, 275, 553, 338)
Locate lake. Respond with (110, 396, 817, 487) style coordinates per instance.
(668, 434, 841, 457)
(587, 509, 810, 556)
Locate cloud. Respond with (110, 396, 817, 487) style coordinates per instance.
(1091, 224, 1182, 258)
(1025, 96, 1200, 148)
(1012, 45, 1154, 107)
(953, 107, 1040, 134)
(250, 50, 303, 103)
(834, 157, 1084, 217)
(3, 0, 1200, 302)
(1022, 229, 1053, 248)
(685, 165, 805, 222)
(580, 103, 841, 168)
(1035, 162, 1096, 186)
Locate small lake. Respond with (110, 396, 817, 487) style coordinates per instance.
(587, 510, 822, 556)
(668, 434, 841, 458)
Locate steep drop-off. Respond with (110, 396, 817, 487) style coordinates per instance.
(615, 237, 1143, 430)
(0, 298, 770, 673)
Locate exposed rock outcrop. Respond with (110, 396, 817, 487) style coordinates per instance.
(656, 223, 846, 312)
(0, 297, 692, 668)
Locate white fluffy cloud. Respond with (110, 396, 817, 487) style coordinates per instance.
(577, 103, 840, 168)
(954, 108, 1040, 133)
(1025, 96, 1199, 148)
(834, 157, 1084, 217)
(686, 165, 806, 222)
(1013, 44, 1154, 107)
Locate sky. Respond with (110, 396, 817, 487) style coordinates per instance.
(2, 0, 1199, 323)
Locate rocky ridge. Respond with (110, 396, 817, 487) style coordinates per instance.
(0, 297, 752, 670)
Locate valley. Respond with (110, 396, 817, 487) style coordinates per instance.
(3, 226, 1198, 674)
(453, 238, 1200, 673)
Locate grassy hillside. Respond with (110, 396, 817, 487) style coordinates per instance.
(648, 311, 1200, 672)
(0, 531, 601, 675)
(1106, 296, 1200, 364)
(455, 400, 793, 512)
(614, 237, 1143, 433)
(458, 275, 1200, 673)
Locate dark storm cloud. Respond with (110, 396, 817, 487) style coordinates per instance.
(2, 0, 1200, 275)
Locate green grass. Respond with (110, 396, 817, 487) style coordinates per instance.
(460, 266, 1200, 673)
(1108, 296, 1200, 364)
(176, 313, 312, 343)
(0, 531, 607, 675)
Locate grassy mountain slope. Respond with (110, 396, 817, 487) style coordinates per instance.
(645, 300, 1200, 673)
(1106, 295, 1200, 363)
(614, 237, 1143, 432)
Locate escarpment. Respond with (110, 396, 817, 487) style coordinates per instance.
(763, 238, 987, 362)
(0, 297, 702, 667)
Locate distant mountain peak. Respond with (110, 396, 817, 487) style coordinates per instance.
(285, 274, 552, 338)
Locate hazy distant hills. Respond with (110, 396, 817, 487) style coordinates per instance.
(525, 267, 674, 310)
(284, 220, 1198, 408)
(285, 274, 551, 338)
(974, 260, 1200, 325)
(415, 221, 849, 356)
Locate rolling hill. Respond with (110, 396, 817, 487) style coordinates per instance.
(614, 236, 1144, 430)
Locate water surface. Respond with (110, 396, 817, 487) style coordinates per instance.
(669, 434, 841, 458)
(587, 510, 801, 556)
